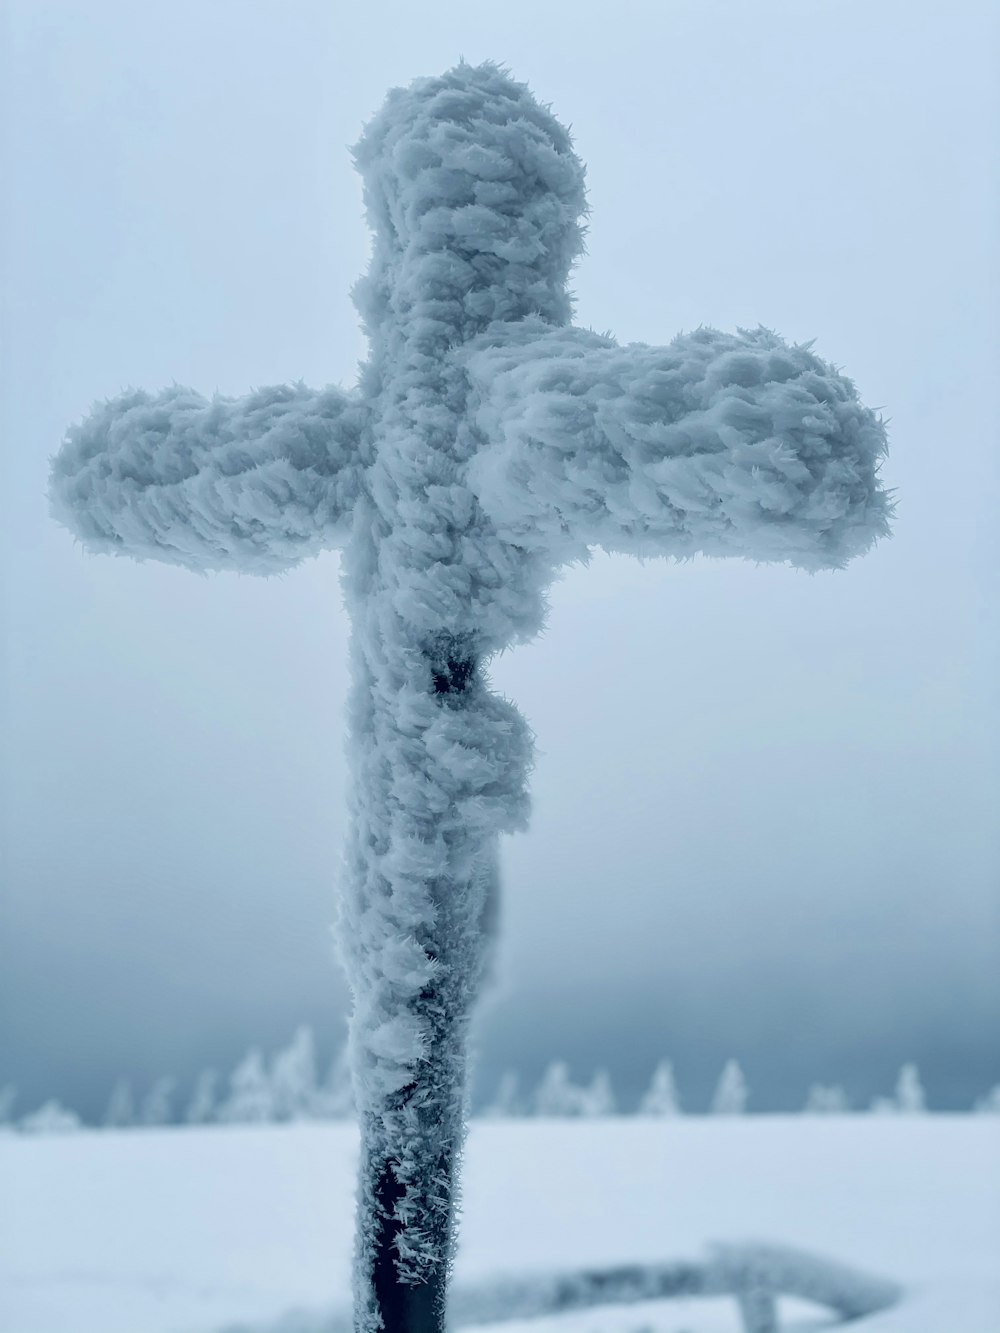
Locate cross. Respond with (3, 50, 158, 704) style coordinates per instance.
(50, 61, 890, 1333)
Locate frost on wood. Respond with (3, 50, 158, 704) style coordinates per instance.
(50, 385, 365, 576)
(462, 322, 890, 575)
(50, 59, 891, 1333)
(453, 1244, 902, 1331)
(219, 1241, 902, 1333)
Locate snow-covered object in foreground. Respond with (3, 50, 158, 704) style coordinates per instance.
(49, 60, 891, 1333)
(219, 1241, 901, 1333)
(710, 1242, 903, 1332)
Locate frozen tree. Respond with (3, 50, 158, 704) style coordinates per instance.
(103, 1077, 135, 1128)
(20, 1099, 82, 1134)
(803, 1083, 851, 1114)
(140, 1076, 175, 1127)
(869, 1096, 898, 1115)
(314, 1045, 355, 1120)
(711, 1060, 749, 1116)
(533, 1062, 587, 1116)
(871, 1064, 927, 1114)
(479, 1070, 523, 1118)
(579, 1069, 617, 1117)
(894, 1063, 927, 1114)
(638, 1060, 683, 1116)
(271, 1026, 320, 1122)
(0, 1084, 17, 1131)
(219, 1049, 276, 1125)
(973, 1084, 1000, 1114)
(48, 61, 891, 1333)
(185, 1069, 219, 1125)
(247, 1242, 901, 1332)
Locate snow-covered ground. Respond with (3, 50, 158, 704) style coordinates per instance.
(2, 1117, 997, 1333)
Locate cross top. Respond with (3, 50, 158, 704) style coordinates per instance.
(50, 61, 891, 1333)
(352, 61, 586, 335)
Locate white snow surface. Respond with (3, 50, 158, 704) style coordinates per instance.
(2, 1116, 996, 1333)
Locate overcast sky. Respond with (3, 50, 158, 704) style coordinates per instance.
(2, 0, 998, 1118)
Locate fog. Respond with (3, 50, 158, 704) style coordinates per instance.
(2, 0, 998, 1118)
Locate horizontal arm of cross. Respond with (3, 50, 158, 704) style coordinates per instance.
(50, 382, 366, 575)
(460, 319, 891, 571)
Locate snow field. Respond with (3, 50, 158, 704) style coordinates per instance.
(1, 1116, 997, 1333)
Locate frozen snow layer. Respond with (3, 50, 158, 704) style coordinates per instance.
(1, 1117, 996, 1333)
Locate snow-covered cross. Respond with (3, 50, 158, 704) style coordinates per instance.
(50, 62, 890, 1333)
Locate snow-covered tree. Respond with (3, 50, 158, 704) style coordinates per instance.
(579, 1068, 617, 1117)
(311, 1045, 354, 1120)
(867, 1067, 923, 1115)
(973, 1084, 1000, 1114)
(711, 1060, 749, 1116)
(270, 1026, 319, 1121)
(479, 1070, 522, 1118)
(185, 1069, 219, 1125)
(139, 1076, 175, 1127)
(638, 1060, 682, 1116)
(219, 1050, 275, 1124)
(894, 1063, 926, 1113)
(804, 1083, 851, 1114)
(871, 1064, 927, 1114)
(103, 1078, 135, 1128)
(533, 1062, 587, 1117)
(20, 1099, 82, 1134)
(869, 1096, 897, 1115)
(49, 60, 891, 1333)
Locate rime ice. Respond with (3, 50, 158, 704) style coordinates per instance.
(49, 61, 890, 1333)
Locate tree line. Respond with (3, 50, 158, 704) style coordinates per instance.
(3, 1028, 998, 1133)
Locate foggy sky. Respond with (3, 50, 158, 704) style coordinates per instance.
(2, 0, 998, 1119)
